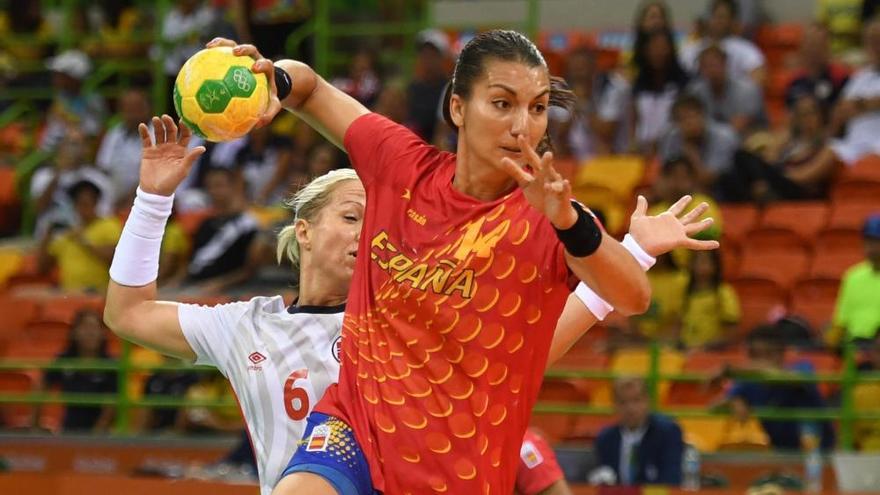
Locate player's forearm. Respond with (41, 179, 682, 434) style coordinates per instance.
(546, 293, 599, 367)
(565, 234, 650, 316)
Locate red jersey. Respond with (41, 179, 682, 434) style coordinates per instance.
(315, 113, 573, 494)
(516, 429, 565, 495)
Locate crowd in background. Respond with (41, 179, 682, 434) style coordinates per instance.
(1, 0, 880, 485)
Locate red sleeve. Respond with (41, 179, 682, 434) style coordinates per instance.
(515, 429, 565, 495)
(342, 112, 442, 188)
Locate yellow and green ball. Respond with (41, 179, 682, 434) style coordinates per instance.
(173, 47, 269, 142)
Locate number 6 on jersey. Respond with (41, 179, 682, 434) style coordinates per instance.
(284, 369, 310, 421)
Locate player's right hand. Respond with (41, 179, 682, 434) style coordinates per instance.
(206, 37, 283, 129)
(138, 115, 205, 197)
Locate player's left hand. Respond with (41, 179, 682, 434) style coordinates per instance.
(206, 37, 283, 129)
(500, 134, 577, 229)
(628, 195, 720, 257)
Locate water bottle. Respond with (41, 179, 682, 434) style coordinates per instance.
(802, 423, 823, 493)
(682, 445, 701, 491)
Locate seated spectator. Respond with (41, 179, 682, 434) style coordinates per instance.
(854, 331, 880, 451)
(687, 44, 767, 134)
(408, 29, 451, 142)
(724, 94, 837, 202)
(593, 377, 684, 486)
(234, 125, 294, 205)
(680, 0, 766, 85)
(700, 0, 764, 40)
(96, 87, 152, 207)
(550, 46, 630, 160)
(649, 156, 723, 246)
(516, 428, 573, 495)
(179, 373, 241, 434)
(625, 0, 673, 68)
(31, 128, 115, 237)
(37, 180, 122, 293)
(39, 49, 107, 152)
(135, 355, 198, 433)
(818, 0, 863, 57)
(826, 214, 880, 345)
(659, 94, 739, 192)
(828, 18, 880, 166)
(630, 29, 690, 153)
(330, 47, 382, 108)
(719, 325, 836, 451)
(785, 22, 851, 114)
(678, 250, 740, 349)
(632, 253, 688, 343)
(40, 309, 117, 432)
(168, 167, 259, 293)
(157, 212, 191, 284)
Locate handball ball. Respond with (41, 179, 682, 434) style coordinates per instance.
(173, 47, 269, 142)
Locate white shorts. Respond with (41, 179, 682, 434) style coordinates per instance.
(830, 137, 880, 165)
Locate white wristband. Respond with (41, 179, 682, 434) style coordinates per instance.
(574, 282, 614, 320)
(622, 233, 656, 271)
(108, 187, 174, 287)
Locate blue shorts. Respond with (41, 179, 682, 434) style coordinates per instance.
(281, 412, 378, 495)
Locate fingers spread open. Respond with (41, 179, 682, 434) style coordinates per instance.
(138, 123, 153, 148)
(161, 114, 178, 142)
(666, 195, 693, 217)
(206, 38, 236, 48)
(632, 195, 648, 219)
(680, 202, 710, 224)
(184, 146, 207, 168)
(179, 119, 192, 146)
(500, 157, 534, 187)
(152, 116, 165, 144)
(685, 217, 715, 236)
(685, 238, 721, 251)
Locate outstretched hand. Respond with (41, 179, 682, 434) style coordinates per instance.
(500, 134, 576, 229)
(206, 37, 283, 129)
(138, 115, 206, 196)
(628, 195, 720, 257)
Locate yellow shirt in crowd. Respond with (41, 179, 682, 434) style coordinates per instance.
(49, 217, 122, 292)
(681, 284, 741, 349)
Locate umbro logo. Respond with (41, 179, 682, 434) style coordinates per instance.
(248, 352, 266, 371)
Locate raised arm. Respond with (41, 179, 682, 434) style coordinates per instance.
(546, 196, 719, 367)
(103, 116, 206, 360)
(206, 39, 370, 150)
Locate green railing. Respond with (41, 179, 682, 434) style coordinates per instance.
(0, 339, 877, 450)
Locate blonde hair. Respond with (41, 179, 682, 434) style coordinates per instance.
(276, 168, 360, 273)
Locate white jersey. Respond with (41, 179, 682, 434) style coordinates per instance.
(179, 296, 343, 495)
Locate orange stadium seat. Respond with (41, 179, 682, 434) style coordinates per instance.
(37, 295, 104, 324)
(0, 371, 36, 429)
(2, 337, 66, 360)
(731, 277, 788, 335)
(810, 228, 864, 279)
(759, 201, 830, 243)
(831, 178, 880, 204)
(23, 320, 69, 345)
(737, 249, 809, 291)
(0, 297, 39, 336)
(828, 201, 880, 230)
(531, 379, 591, 442)
(719, 203, 760, 248)
(745, 227, 810, 254)
(666, 350, 748, 407)
(789, 277, 840, 331)
(841, 154, 880, 181)
(720, 244, 741, 280)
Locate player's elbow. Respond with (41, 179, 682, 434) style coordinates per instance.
(612, 279, 651, 316)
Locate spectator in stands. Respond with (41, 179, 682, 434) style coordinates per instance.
(167, 167, 259, 293)
(135, 355, 198, 432)
(827, 17, 880, 166)
(785, 22, 851, 114)
(549, 46, 630, 160)
(827, 214, 880, 346)
(306, 141, 344, 178)
(41, 309, 117, 432)
(687, 44, 767, 135)
(659, 94, 739, 192)
(818, 0, 863, 58)
(593, 377, 684, 486)
(178, 372, 241, 434)
(726, 94, 837, 202)
(39, 49, 107, 152)
(330, 47, 382, 108)
(678, 249, 740, 349)
(720, 325, 836, 451)
(407, 29, 450, 142)
(631, 29, 691, 154)
(632, 253, 688, 343)
(649, 156, 722, 244)
(630, 1, 673, 61)
(234, 125, 294, 205)
(157, 211, 191, 285)
(96, 87, 152, 208)
(700, 0, 764, 40)
(374, 78, 410, 128)
(516, 428, 574, 495)
(31, 128, 115, 237)
(37, 180, 122, 293)
(680, 0, 766, 85)
(854, 330, 880, 450)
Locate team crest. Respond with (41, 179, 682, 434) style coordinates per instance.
(306, 424, 331, 452)
(331, 336, 342, 363)
(520, 440, 543, 469)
